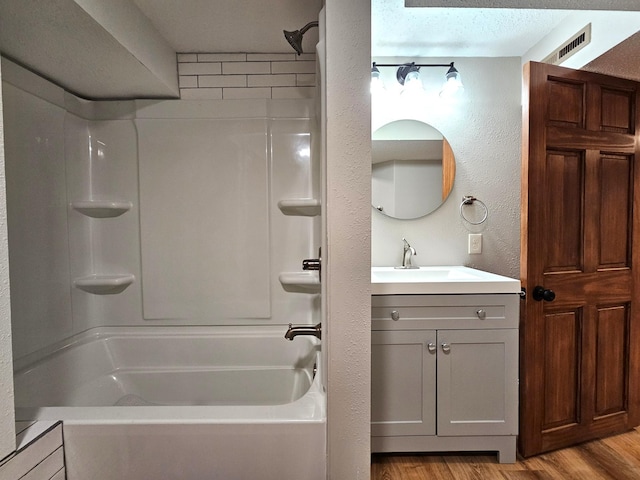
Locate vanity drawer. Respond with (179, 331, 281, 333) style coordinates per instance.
(371, 294, 519, 330)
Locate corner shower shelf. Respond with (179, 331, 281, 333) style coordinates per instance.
(277, 198, 321, 217)
(71, 200, 132, 218)
(74, 274, 135, 295)
(279, 272, 321, 294)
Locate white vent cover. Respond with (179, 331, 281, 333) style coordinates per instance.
(543, 24, 592, 65)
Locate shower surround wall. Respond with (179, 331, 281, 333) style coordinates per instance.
(177, 52, 316, 100)
(2, 59, 320, 360)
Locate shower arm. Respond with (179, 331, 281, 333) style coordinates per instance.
(299, 21, 319, 34)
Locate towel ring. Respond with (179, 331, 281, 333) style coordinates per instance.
(459, 196, 488, 225)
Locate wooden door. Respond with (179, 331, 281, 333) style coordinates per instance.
(520, 61, 640, 457)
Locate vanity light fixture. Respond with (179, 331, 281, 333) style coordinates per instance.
(371, 61, 464, 97)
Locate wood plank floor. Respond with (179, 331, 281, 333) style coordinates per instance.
(371, 427, 640, 479)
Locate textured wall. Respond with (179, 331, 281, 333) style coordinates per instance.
(371, 57, 522, 280)
(324, 1, 372, 479)
(521, 10, 640, 75)
(0, 0, 178, 99)
(0, 58, 16, 459)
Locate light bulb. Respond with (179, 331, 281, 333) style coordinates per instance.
(440, 67, 463, 98)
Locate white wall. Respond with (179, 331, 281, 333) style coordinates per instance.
(0, 0, 178, 99)
(0, 54, 16, 461)
(521, 10, 640, 68)
(325, 0, 371, 478)
(371, 57, 522, 279)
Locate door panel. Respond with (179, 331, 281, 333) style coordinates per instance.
(545, 150, 584, 272)
(520, 61, 640, 457)
(600, 88, 634, 133)
(542, 310, 581, 432)
(599, 154, 632, 267)
(594, 304, 629, 417)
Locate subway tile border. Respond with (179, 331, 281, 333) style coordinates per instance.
(177, 52, 316, 100)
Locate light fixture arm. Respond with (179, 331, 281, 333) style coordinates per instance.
(373, 61, 455, 69)
(373, 61, 457, 86)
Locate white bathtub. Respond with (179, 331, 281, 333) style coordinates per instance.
(13, 327, 326, 480)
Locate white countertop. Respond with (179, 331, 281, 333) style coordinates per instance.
(371, 266, 521, 295)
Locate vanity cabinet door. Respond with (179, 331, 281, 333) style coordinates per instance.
(371, 330, 437, 437)
(437, 328, 518, 436)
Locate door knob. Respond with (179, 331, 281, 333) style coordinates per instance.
(532, 286, 555, 302)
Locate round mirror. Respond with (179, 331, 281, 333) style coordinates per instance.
(372, 120, 455, 219)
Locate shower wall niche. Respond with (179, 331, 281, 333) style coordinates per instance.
(2, 59, 320, 361)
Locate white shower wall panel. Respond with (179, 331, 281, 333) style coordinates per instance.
(270, 118, 320, 318)
(3, 83, 73, 358)
(134, 103, 318, 324)
(137, 117, 271, 320)
(65, 117, 143, 329)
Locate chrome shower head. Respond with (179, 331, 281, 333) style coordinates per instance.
(283, 21, 318, 55)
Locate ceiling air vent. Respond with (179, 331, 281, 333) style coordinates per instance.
(542, 24, 592, 65)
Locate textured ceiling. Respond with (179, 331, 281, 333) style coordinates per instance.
(372, 6, 573, 57)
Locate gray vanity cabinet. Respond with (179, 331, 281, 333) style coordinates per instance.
(371, 294, 519, 463)
(436, 328, 518, 436)
(372, 330, 437, 437)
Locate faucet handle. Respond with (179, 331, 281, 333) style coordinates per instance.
(302, 258, 321, 270)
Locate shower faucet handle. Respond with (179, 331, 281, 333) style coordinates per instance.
(302, 248, 321, 281)
(302, 247, 322, 271)
(302, 258, 321, 271)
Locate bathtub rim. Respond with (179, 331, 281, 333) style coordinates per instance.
(13, 324, 319, 372)
(14, 325, 326, 424)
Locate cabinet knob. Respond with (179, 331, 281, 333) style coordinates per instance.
(441, 343, 451, 353)
(390, 310, 400, 321)
(427, 343, 436, 353)
(476, 309, 486, 319)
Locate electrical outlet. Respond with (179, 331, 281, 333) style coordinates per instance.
(468, 233, 482, 254)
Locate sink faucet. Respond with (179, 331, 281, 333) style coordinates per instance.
(399, 237, 418, 269)
(285, 323, 321, 341)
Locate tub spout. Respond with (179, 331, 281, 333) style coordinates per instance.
(285, 323, 321, 341)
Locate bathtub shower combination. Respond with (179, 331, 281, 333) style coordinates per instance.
(14, 328, 324, 479)
(3, 37, 326, 480)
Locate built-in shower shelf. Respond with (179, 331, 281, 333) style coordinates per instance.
(71, 200, 132, 218)
(74, 274, 135, 295)
(277, 199, 321, 216)
(279, 272, 320, 293)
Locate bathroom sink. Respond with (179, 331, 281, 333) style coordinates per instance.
(371, 266, 521, 295)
